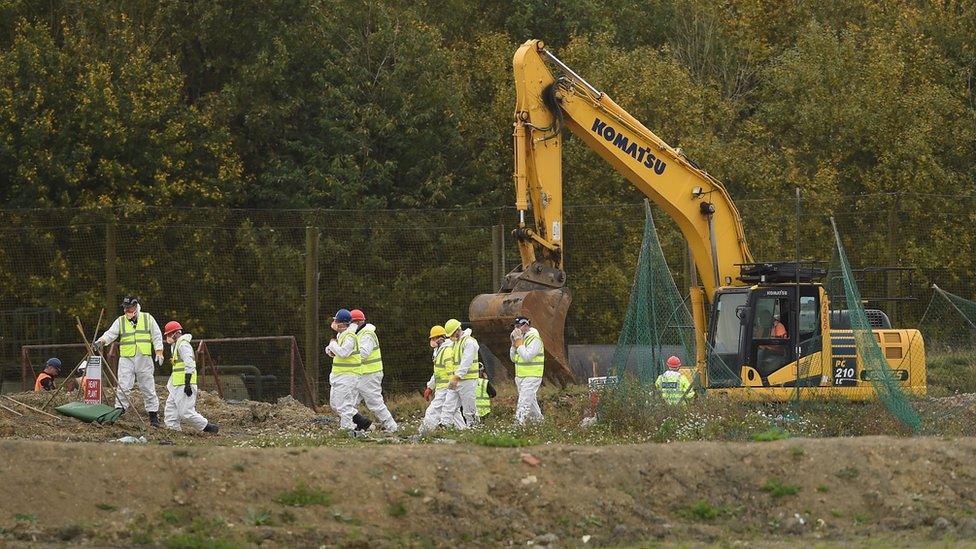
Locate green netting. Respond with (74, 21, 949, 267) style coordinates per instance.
(916, 286, 976, 396)
(826, 218, 921, 431)
(607, 202, 698, 386)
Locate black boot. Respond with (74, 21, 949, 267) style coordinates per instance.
(203, 423, 220, 434)
(352, 413, 372, 431)
(148, 411, 160, 428)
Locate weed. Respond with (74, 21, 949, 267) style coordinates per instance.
(130, 529, 154, 545)
(388, 502, 407, 518)
(404, 487, 424, 498)
(278, 510, 296, 524)
(817, 485, 830, 493)
(752, 427, 790, 442)
(160, 509, 184, 524)
(789, 446, 805, 458)
(245, 509, 273, 526)
(761, 479, 800, 498)
(678, 500, 727, 521)
(331, 510, 360, 525)
(172, 449, 190, 458)
(232, 463, 246, 472)
(95, 503, 117, 511)
(836, 466, 859, 480)
(14, 513, 36, 522)
(275, 485, 331, 507)
(853, 514, 869, 525)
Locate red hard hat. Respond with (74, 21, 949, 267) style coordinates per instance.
(350, 309, 366, 322)
(666, 355, 682, 369)
(163, 321, 183, 336)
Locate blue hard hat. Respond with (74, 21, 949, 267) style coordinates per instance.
(334, 309, 352, 323)
(46, 357, 62, 370)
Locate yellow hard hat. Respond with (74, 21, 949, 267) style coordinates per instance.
(429, 325, 446, 339)
(444, 318, 462, 337)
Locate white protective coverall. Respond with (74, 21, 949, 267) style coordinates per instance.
(440, 329, 480, 427)
(327, 323, 360, 430)
(164, 334, 209, 431)
(511, 327, 544, 424)
(420, 340, 465, 434)
(95, 304, 163, 412)
(354, 323, 397, 432)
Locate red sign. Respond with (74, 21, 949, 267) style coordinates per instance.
(84, 378, 101, 404)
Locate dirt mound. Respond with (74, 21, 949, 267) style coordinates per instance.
(0, 436, 974, 546)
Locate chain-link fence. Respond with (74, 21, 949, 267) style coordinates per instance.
(1, 192, 973, 403)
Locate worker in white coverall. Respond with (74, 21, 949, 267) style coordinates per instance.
(510, 315, 544, 424)
(419, 325, 464, 434)
(350, 309, 397, 433)
(93, 296, 164, 427)
(325, 309, 372, 433)
(441, 318, 481, 427)
(162, 321, 219, 433)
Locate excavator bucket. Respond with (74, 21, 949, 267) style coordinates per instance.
(469, 288, 577, 386)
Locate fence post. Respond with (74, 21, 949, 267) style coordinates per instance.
(305, 225, 319, 402)
(887, 196, 898, 323)
(105, 215, 117, 314)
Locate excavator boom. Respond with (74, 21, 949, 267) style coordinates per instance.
(471, 39, 751, 384)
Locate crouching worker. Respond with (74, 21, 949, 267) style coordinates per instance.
(34, 358, 63, 391)
(163, 321, 219, 433)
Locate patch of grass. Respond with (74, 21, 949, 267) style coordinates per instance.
(231, 463, 246, 472)
(468, 432, 530, 447)
(678, 500, 728, 521)
(172, 449, 191, 458)
(14, 513, 36, 522)
(245, 509, 273, 526)
(331, 510, 360, 525)
(163, 533, 237, 549)
(836, 466, 859, 480)
(926, 352, 976, 394)
(789, 446, 805, 458)
(404, 487, 424, 498)
(388, 502, 407, 518)
(853, 514, 870, 525)
(130, 529, 154, 545)
(95, 503, 117, 511)
(761, 479, 801, 498)
(274, 485, 331, 507)
(160, 509, 189, 525)
(752, 427, 790, 441)
(817, 485, 830, 493)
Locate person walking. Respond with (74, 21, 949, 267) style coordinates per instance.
(419, 325, 464, 434)
(351, 309, 397, 433)
(162, 321, 218, 433)
(442, 318, 481, 427)
(92, 296, 164, 427)
(325, 309, 371, 433)
(510, 316, 544, 424)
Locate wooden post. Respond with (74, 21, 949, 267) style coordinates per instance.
(305, 226, 320, 399)
(105, 215, 117, 315)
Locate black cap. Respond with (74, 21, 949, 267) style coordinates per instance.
(514, 316, 530, 326)
(121, 296, 140, 309)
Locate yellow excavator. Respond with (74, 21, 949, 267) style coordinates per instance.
(469, 39, 926, 400)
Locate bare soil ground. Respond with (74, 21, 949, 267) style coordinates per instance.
(2, 386, 976, 546)
(1, 436, 976, 547)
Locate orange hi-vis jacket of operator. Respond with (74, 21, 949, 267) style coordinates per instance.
(34, 372, 54, 391)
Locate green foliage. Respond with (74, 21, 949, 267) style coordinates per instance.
(468, 432, 530, 447)
(761, 479, 800, 498)
(244, 509, 273, 526)
(752, 427, 790, 442)
(387, 502, 407, 518)
(274, 485, 332, 507)
(677, 500, 729, 521)
(95, 503, 117, 511)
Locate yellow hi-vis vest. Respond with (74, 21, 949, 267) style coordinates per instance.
(169, 334, 197, 385)
(433, 342, 454, 389)
(331, 329, 361, 375)
(119, 313, 153, 357)
(452, 335, 481, 380)
(655, 371, 692, 405)
(357, 326, 383, 375)
(514, 330, 544, 378)
(475, 378, 491, 417)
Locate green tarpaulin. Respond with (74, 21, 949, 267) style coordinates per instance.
(55, 402, 123, 424)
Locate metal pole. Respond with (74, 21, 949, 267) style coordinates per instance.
(305, 226, 320, 396)
(794, 188, 802, 398)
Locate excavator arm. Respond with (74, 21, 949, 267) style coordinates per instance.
(471, 40, 753, 384)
